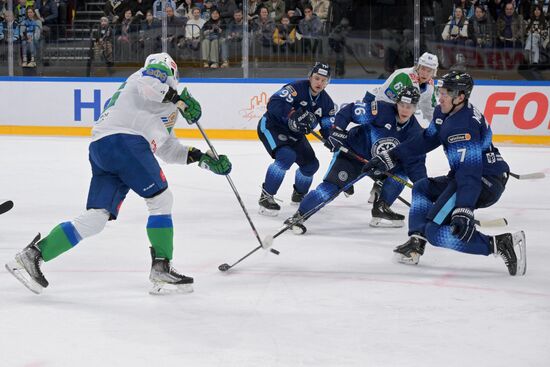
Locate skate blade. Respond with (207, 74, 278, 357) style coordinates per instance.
(258, 207, 279, 217)
(369, 218, 404, 228)
(290, 201, 301, 206)
(291, 224, 307, 235)
(149, 282, 193, 296)
(393, 252, 420, 265)
(5, 262, 43, 294)
(513, 231, 527, 276)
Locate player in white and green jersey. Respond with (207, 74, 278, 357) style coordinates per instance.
(374, 52, 438, 125)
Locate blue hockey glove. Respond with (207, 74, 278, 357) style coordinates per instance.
(361, 150, 397, 177)
(288, 108, 316, 134)
(324, 127, 348, 152)
(450, 207, 475, 242)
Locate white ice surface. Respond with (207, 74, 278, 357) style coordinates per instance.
(1, 136, 549, 367)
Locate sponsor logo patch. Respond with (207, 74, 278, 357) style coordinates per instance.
(278, 134, 288, 142)
(448, 133, 471, 143)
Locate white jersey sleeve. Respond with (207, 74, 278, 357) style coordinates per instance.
(155, 134, 191, 165)
(91, 68, 179, 151)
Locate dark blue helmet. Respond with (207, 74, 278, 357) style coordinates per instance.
(438, 71, 474, 99)
(309, 62, 331, 79)
(396, 86, 421, 105)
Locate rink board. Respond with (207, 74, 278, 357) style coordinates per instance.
(0, 77, 549, 145)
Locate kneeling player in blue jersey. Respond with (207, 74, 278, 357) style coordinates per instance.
(257, 62, 336, 216)
(5, 53, 232, 295)
(284, 86, 427, 233)
(363, 71, 526, 276)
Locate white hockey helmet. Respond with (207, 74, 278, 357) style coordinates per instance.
(144, 52, 179, 88)
(416, 52, 438, 76)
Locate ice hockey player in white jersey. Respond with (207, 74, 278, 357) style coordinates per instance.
(5, 53, 232, 295)
(374, 52, 438, 125)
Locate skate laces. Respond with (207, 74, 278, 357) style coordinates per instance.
(260, 186, 282, 204)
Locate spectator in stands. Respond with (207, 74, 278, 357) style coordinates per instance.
(453, 0, 474, 19)
(496, 1, 524, 48)
(524, 5, 548, 64)
(139, 9, 161, 55)
(201, 0, 214, 21)
(273, 14, 296, 52)
(330, 0, 352, 28)
(117, 8, 136, 44)
(218, 0, 237, 24)
(201, 8, 224, 68)
(93, 16, 114, 67)
(15, 0, 28, 23)
(488, 0, 505, 22)
(513, 0, 531, 22)
(266, 0, 285, 22)
(0, 11, 21, 43)
(253, 6, 275, 48)
(20, 7, 41, 67)
(153, 0, 177, 19)
(0, 1, 7, 21)
(165, 5, 185, 49)
(35, 0, 58, 39)
(130, 0, 153, 21)
(310, 0, 331, 25)
(286, 8, 302, 25)
(541, 0, 550, 21)
(442, 6, 469, 45)
(104, 0, 130, 23)
(298, 4, 322, 53)
(246, 0, 263, 21)
(181, 6, 205, 50)
(221, 8, 244, 67)
(176, 0, 195, 18)
(467, 4, 494, 48)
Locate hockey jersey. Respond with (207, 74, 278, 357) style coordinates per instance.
(264, 79, 336, 137)
(373, 66, 437, 124)
(338, 101, 427, 182)
(393, 103, 510, 208)
(92, 66, 189, 164)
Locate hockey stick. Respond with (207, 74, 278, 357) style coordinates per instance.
(310, 131, 507, 228)
(0, 200, 14, 215)
(263, 173, 369, 249)
(179, 111, 279, 271)
(509, 171, 546, 180)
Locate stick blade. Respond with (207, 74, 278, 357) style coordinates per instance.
(478, 217, 508, 228)
(510, 172, 546, 180)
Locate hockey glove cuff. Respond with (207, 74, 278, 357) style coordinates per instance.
(324, 127, 348, 152)
(178, 88, 202, 124)
(198, 150, 232, 175)
(362, 150, 397, 177)
(450, 207, 475, 242)
(187, 147, 203, 164)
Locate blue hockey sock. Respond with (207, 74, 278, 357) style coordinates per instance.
(294, 169, 313, 194)
(425, 222, 492, 255)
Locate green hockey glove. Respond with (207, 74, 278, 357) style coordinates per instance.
(178, 87, 202, 124)
(198, 150, 232, 175)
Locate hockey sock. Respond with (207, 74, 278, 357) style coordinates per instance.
(425, 223, 492, 255)
(294, 169, 314, 194)
(298, 182, 338, 215)
(263, 161, 288, 194)
(379, 173, 406, 205)
(38, 222, 83, 262)
(147, 214, 174, 260)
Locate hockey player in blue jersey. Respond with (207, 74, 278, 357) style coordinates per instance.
(362, 71, 526, 276)
(257, 62, 337, 216)
(284, 86, 427, 232)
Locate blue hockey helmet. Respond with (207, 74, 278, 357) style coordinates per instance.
(438, 71, 474, 100)
(309, 62, 331, 80)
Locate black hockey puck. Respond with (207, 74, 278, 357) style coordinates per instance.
(218, 263, 231, 272)
(270, 249, 280, 255)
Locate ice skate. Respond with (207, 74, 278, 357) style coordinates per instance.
(149, 248, 194, 295)
(258, 185, 280, 216)
(291, 185, 305, 205)
(491, 231, 526, 276)
(367, 180, 383, 204)
(284, 211, 307, 235)
(370, 198, 404, 228)
(5, 233, 49, 294)
(393, 234, 426, 265)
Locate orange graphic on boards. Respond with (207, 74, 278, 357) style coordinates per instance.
(239, 92, 269, 121)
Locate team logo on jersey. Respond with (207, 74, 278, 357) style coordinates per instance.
(448, 133, 471, 144)
(338, 171, 349, 182)
(300, 101, 308, 107)
(142, 67, 168, 82)
(161, 112, 177, 133)
(278, 134, 288, 142)
(371, 137, 400, 157)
